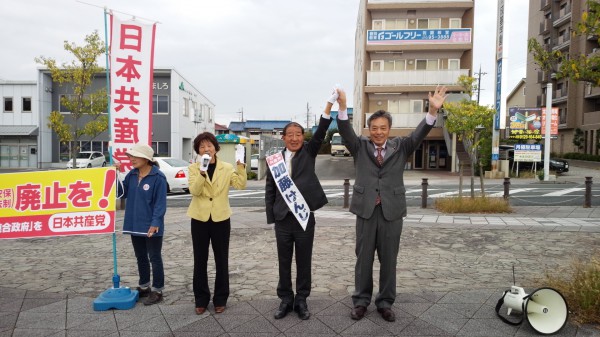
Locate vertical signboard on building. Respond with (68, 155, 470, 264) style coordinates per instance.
(109, 15, 156, 171)
(494, 0, 508, 131)
(491, 0, 508, 169)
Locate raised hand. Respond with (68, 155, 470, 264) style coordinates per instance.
(428, 85, 448, 116)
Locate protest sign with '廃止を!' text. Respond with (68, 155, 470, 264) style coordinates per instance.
(0, 168, 116, 239)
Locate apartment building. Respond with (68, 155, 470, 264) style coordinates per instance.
(355, 0, 474, 170)
(526, 0, 600, 155)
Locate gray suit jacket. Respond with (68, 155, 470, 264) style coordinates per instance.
(337, 117, 433, 221)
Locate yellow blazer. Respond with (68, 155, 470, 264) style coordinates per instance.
(186, 158, 247, 222)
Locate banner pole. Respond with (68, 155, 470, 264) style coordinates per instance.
(103, 7, 120, 289)
(94, 8, 138, 311)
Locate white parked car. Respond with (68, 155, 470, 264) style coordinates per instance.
(251, 154, 259, 170)
(66, 151, 106, 169)
(155, 157, 190, 193)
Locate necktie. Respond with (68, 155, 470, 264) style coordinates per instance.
(375, 147, 383, 205)
(376, 147, 384, 166)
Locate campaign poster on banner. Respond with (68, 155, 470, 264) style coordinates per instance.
(109, 14, 156, 172)
(0, 168, 116, 239)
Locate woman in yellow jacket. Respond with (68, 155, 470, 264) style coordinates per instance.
(187, 132, 247, 315)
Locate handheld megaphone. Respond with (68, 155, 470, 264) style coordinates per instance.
(496, 286, 568, 335)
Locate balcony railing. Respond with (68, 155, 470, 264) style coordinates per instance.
(366, 112, 425, 128)
(555, 87, 567, 98)
(367, 69, 469, 86)
(553, 5, 571, 27)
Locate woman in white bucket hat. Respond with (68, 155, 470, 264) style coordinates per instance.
(116, 142, 167, 305)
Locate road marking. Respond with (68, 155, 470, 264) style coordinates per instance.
(228, 191, 266, 197)
(427, 191, 459, 198)
(541, 188, 584, 197)
(487, 188, 536, 198)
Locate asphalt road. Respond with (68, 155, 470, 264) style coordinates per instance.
(167, 155, 600, 208)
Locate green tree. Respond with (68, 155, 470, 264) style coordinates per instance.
(444, 75, 496, 197)
(35, 31, 108, 167)
(528, 0, 600, 85)
(573, 128, 585, 151)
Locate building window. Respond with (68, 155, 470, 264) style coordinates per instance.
(449, 18, 461, 28)
(183, 98, 189, 117)
(152, 142, 169, 156)
(3, 97, 13, 112)
(559, 107, 567, 124)
(372, 19, 384, 30)
(153, 95, 169, 114)
(411, 100, 424, 113)
(386, 19, 407, 29)
(22, 97, 32, 113)
(417, 18, 441, 29)
(416, 59, 439, 70)
(371, 60, 384, 71)
(388, 100, 410, 114)
(448, 59, 460, 70)
(384, 60, 406, 71)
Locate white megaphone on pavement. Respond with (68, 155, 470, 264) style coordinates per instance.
(496, 285, 568, 335)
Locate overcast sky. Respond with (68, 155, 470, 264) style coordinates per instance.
(0, 0, 527, 127)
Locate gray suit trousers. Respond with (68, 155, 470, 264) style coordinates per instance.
(352, 205, 403, 308)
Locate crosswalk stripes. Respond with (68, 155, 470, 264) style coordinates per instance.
(541, 187, 584, 197)
(486, 188, 536, 198)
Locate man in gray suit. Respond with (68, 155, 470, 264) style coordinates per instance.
(334, 86, 447, 322)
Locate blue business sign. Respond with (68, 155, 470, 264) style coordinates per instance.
(494, 59, 502, 130)
(367, 29, 471, 45)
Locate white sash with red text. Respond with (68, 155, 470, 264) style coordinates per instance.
(266, 153, 310, 230)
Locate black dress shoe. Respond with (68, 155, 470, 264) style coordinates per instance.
(274, 302, 293, 319)
(351, 305, 367, 320)
(377, 307, 396, 322)
(294, 302, 310, 320)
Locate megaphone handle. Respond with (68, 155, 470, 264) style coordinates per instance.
(495, 290, 525, 326)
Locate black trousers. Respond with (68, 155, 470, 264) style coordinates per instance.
(274, 212, 315, 305)
(191, 217, 230, 308)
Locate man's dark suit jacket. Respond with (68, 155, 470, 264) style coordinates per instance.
(265, 116, 332, 224)
(337, 117, 433, 221)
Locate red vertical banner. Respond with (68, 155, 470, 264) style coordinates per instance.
(109, 15, 156, 172)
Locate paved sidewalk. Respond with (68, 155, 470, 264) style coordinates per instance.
(1, 204, 599, 336)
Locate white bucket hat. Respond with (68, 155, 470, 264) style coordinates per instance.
(126, 143, 157, 163)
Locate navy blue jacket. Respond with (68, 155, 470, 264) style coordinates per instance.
(120, 165, 167, 236)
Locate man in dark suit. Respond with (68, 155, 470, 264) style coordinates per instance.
(265, 112, 332, 320)
(335, 86, 447, 322)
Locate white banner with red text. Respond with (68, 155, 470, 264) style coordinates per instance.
(109, 14, 156, 171)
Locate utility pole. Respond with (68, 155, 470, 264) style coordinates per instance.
(237, 107, 244, 122)
(474, 65, 487, 104)
(306, 102, 310, 128)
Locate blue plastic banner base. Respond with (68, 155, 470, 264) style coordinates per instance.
(93, 287, 139, 311)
